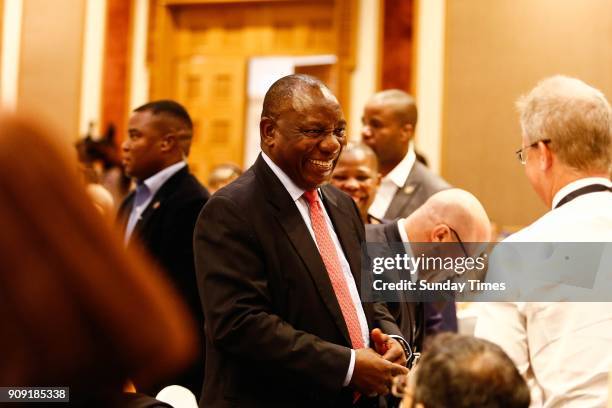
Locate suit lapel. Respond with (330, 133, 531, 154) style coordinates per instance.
(384, 167, 422, 220)
(127, 166, 189, 243)
(117, 191, 135, 233)
(254, 156, 353, 346)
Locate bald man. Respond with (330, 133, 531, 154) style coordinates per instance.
(362, 90, 456, 332)
(366, 189, 491, 351)
(362, 90, 450, 221)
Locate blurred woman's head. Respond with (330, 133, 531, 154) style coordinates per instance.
(0, 115, 196, 403)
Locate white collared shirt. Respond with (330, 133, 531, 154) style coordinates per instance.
(551, 177, 611, 209)
(368, 144, 416, 220)
(475, 177, 612, 408)
(262, 153, 369, 386)
(124, 161, 187, 244)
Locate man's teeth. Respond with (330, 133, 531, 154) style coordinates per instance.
(310, 159, 332, 169)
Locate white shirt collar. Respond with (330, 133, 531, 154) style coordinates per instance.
(261, 153, 308, 202)
(551, 177, 612, 209)
(141, 161, 187, 197)
(385, 143, 416, 188)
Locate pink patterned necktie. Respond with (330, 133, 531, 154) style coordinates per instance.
(303, 189, 365, 349)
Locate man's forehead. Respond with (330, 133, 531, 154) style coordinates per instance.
(288, 84, 341, 115)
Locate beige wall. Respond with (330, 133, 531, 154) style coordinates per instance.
(442, 0, 612, 228)
(17, 0, 85, 143)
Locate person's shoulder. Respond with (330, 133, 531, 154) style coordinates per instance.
(410, 161, 451, 191)
(165, 168, 209, 205)
(321, 182, 348, 200)
(207, 168, 258, 206)
(505, 195, 612, 242)
(321, 183, 358, 211)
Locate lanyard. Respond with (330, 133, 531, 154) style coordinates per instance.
(554, 184, 612, 209)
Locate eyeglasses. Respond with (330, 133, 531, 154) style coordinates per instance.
(449, 226, 469, 258)
(515, 139, 551, 164)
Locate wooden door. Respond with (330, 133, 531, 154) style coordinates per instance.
(176, 56, 246, 181)
(149, 0, 356, 184)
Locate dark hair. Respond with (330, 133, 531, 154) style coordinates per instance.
(261, 74, 328, 119)
(134, 99, 193, 130)
(413, 333, 530, 408)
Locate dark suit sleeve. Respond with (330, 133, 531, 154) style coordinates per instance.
(160, 195, 208, 321)
(345, 195, 403, 338)
(195, 195, 351, 391)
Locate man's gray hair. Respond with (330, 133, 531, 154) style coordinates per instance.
(516, 75, 611, 172)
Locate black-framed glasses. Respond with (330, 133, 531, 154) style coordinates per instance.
(515, 139, 551, 164)
(449, 226, 469, 258)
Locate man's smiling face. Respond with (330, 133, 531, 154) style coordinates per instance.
(267, 85, 347, 190)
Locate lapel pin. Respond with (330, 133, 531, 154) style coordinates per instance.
(403, 185, 416, 195)
(152, 201, 161, 209)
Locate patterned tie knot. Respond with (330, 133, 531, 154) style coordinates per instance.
(303, 189, 318, 205)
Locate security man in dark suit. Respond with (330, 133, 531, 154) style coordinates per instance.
(118, 100, 210, 398)
(362, 90, 456, 333)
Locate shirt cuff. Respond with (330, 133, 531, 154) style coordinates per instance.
(343, 349, 356, 386)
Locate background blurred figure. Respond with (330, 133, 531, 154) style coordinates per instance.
(207, 163, 242, 193)
(86, 182, 115, 216)
(76, 123, 131, 207)
(0, 115, 196, 406)
(361, 90, 457, 333)
(476, 75, 612, 407)
(365, 189, 490, 351)
(118, 100, 210, 398)
(398, 333, 530, 408)
(361, 89, 450, 221)
(330, 142, 381, 223)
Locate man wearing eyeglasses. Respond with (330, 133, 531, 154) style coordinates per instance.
(475, 76, 612, 407)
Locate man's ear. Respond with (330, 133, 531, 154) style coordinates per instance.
(538, 141, 553, 171)
(260, 117, 276, 150)
(375, 172, 382, 187)
(399, 123, 414, 143)
(430, 224, 451, 242)
(160, 133, 176, 152)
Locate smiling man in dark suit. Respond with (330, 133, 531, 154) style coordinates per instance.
(194, 75, 408, 407)
(118, 100, 210, 398)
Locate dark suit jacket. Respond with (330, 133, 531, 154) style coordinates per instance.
(384, 161, 450, 220)
(118, 165, 210, 397)
(194, 155, 403, 408)
(382, 161, 457, 334)
(365, 222, 425, 352)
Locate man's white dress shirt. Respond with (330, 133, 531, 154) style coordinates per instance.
(124, 161, 186, 243)
(475, 177, 612, 408)
(368, 145, 416, 220)
(262, 153, 369, 386)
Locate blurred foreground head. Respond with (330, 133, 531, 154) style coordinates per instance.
(400, 333, 530, 408)
(0, 115, 195, 404)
